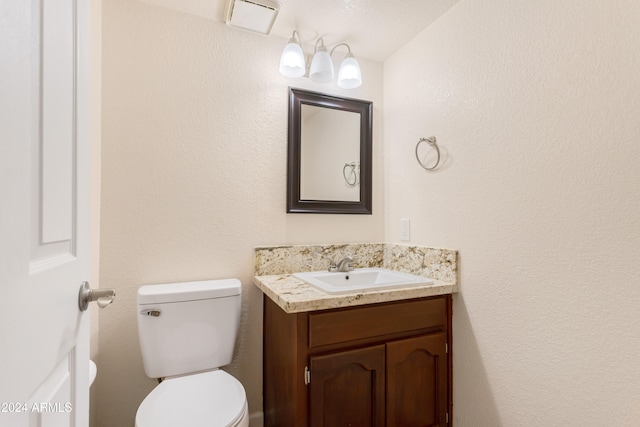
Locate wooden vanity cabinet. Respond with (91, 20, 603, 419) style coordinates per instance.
(263, 295, 452, 427)
(309, 344, 386, 427)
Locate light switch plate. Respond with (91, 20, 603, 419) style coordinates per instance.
(400, 218, 410, 241)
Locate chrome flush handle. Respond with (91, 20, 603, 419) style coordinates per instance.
(78, 281, 116, 312)
(140, 309, 161, 317)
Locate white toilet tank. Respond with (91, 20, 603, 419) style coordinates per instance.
(137, 279, 241, 379)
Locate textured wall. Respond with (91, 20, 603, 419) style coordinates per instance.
(97, 1, 383, 426)
(89, 1, 101, 426)
(384, 1, 640, 425)
(99, 0, 640, 425)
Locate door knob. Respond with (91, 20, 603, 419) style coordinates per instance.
(78, 281, 116, 312)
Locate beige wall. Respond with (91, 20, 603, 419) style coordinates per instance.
(384, 1, 640, 425)
(98, 0, 640, 426)
(96, 0, 383, 425)
(89, 0, 101, 425)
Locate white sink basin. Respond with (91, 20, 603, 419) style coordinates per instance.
(292, 268, 433, 295)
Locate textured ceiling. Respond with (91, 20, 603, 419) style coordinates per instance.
(133, 0, 458, 61)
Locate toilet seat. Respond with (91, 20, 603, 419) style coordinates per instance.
(135, 370, 248, 427)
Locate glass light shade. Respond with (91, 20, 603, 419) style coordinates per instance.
(279, 41, 305, 78)
(309, 47, 334, 83)
(337, 54, 362, 89)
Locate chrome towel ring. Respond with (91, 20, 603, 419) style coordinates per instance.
(415, 136, 441, 171)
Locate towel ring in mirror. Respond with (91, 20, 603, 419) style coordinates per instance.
(343, 162, 360, 186)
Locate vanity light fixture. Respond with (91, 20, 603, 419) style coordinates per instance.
(278, 32, 363, 89)
(279, 30, 305, 78)
(309, 38, 334, 83)
(331, 43, 362, 89)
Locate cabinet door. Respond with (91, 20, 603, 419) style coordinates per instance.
(309, 345, 386, 427)
(386, 333, 448, 427)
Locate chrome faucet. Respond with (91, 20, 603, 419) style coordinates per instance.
(335, 256, 354, 272)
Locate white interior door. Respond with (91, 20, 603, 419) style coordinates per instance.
(1, 0, 91, 426)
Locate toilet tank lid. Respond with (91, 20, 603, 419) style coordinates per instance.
(137, 279, 241, 304)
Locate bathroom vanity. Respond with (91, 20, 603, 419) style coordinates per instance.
(254, 243, 458, 426)
(262, 292, 451, 426)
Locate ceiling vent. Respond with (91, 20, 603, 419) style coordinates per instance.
(225, 0, 280, 35)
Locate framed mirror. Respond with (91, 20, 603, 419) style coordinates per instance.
(287, 88, 373, 214)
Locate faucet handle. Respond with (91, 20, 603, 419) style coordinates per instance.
(344, 255, 357, 268)
(345, 257, 355, 271)
(335, 256, 355, 272)
(328, 260, 338, 272)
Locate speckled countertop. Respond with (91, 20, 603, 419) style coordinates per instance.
(254, 273, 458, 313)
(253, 243, 459, 314)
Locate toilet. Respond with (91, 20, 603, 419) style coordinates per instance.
(135, 279, 249, 427)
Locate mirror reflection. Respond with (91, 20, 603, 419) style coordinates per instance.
(300, 105, 361, 202)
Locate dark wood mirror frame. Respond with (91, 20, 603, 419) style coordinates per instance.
(287, 88, 373, 214)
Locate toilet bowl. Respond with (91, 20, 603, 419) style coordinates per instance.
(134, 279, 248, 427)
(135, 370, 248, 427)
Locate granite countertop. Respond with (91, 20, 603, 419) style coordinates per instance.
(254, 273, 458, 314)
